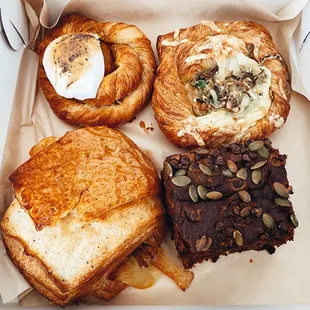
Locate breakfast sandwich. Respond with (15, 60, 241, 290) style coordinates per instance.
(1, 126, 193, 306)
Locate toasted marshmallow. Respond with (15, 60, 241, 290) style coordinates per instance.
(43, 33, 105, 100)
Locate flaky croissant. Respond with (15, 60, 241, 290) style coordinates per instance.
(37, 14, 156, 126)
(152, 21, 291, 148)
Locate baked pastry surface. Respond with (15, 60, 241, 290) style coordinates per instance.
(1, 126, 166, 305)
(9, 126, 160, 230)
(37, 14, 156, 126)
(153, 21, 291, 148)
(2, 198, 165, 306)
(162, 139, 297, 268)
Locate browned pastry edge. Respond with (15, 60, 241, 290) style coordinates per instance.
(0, 125, 167, 306)
(9, 126, 161, 230)
(37, 14, 157, 126)
(152, 21, 291, 148)
(2, 207, 165, 306)
(92, 278, 128, 301)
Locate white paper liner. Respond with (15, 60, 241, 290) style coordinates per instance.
(1, 0, 310, 306)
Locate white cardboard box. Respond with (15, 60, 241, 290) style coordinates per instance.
(1, 0, 310, 309)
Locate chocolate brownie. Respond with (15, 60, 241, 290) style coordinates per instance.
(162, 139, 298, 269)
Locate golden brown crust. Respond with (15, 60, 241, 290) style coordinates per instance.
(92, 278, 128, 301)
(9, 126, 160, 229)
(2, 205, 165, 306)
(29, 136, 57, 157)
(153, 21, 291, 148)
(37, 14, 156, 126)
(2, 234, 68, 306)
(1, 126, 167, 306)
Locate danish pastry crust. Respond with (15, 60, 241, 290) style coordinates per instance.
(37, 14, 156, 126)
(153, 21, 291, 148)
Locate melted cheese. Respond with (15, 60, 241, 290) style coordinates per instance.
(174, 29, 180, 40)
(200, 21, 222, 33)
(161, 38, 188, 47)
(268, 113, 285, 128)
(179, 52, 272, 141)
(216, 52, 262, 81)
(177, 117, 206, 146)
(161, 28, 189, 47)
(278, 79, 287, 100)
(43, 33, 104, 100)
(196, 35, 244, 58)
(251, 37, 261, 61)
(185, 54, 208, 62)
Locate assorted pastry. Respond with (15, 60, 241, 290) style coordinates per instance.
(162, 139, 297, 268)
(1, 126, 193, 306)
(153, 21, 291, 148)
(37, 14, 156, 126)
(0, 16, 299, 307)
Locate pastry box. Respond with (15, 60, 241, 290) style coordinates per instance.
(1, 0, 310, 308)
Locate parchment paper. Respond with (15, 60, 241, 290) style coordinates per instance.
(1, 0, 310, 306)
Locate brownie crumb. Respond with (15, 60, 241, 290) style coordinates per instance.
(139, 121, 146, 130)
(139, 121, 154, 134)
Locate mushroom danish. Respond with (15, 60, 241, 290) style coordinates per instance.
(152, 21, 291, 148)
(38, 14, 156, 126)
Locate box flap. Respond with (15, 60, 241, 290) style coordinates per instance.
(297, 0, 310, 51)
(0, 0, 29, 50)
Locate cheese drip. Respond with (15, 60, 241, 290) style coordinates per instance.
(179, 51, 272, 144)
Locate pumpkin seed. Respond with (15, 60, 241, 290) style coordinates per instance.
(233, 206, 241, 215)
(222, 168, 234, 178)
(275, 198, 292, 207)
(273, 182, 289, 198)
(290, 214, 299, 228)
(227, 159, 238, 173)
(197, 185, 208, 200)
(189, 185, 199, 203)
(250, 160, 267, 170)
(233, 230, 243, 246)
(236, 168, 248, 180)
(174, 169, 186, 176)
(202, 237, 212, 251)
(257, 146, 270, 159)
(196, 235, 207, 252)
(163, 162, 173, 177)
(195, 148, 210, 155)
(262, 213, 275, 230)
(240, 206, 252, 217)
(248, 141, 264, 151)
(172, 176, 191, 187)
(206, 191, 223, 200)
(251, 169, 262, 184)
(199, 163, 213, 176)
(238, 190, 251, 203)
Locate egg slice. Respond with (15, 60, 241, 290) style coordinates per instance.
(43, 33, 105, 100)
